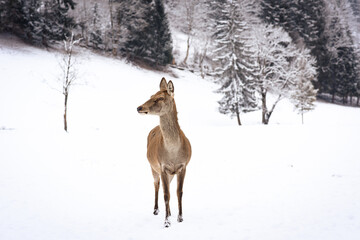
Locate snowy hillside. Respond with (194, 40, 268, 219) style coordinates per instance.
(1, 36, 360, 240)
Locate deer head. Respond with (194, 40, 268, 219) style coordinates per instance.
(137, 78, 175, 116)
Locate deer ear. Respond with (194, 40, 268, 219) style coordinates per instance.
(167, 80, 174, 96)
(160, 77, 167, 91)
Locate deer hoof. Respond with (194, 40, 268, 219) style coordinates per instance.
(177, 215, 183, 222)
(153, 208, 159, 215)
(164, 219, 171, 228)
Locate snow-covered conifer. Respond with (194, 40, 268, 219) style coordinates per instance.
(212, 0, 258, 125)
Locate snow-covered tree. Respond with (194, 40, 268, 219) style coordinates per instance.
(213, 0, 258, 125)
(252, 24, 298, 124)
(289, 48, 318, 124)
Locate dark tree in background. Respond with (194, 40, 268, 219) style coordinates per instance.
(88, 2, 103, 50)
(42, 0, 76, 43)
(0, 0, 76, 46)
(0, 0, 28, 36)
(119, 0, 173, 67)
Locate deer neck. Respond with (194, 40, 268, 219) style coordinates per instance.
(160, 103, 181, 150)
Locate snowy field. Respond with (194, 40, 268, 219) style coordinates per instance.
(1, 35, 360, 240)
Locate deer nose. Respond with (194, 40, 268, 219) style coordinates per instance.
(137, 106, 143, 112)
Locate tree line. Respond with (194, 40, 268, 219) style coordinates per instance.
(0, 0, 172, 68)
(1, 0, 359, 124)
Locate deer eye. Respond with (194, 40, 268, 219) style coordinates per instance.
(154, 97, 164, 103)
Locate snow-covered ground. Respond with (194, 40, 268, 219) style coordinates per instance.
(1, 35, 360, 240)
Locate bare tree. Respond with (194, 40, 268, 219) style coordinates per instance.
(61, 32, 81, 132)
(182, 0, 198, 65)
(167, 0, 202, 65)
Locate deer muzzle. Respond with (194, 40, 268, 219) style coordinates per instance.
(137, 106, 148, 114)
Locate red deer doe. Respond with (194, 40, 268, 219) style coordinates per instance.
(137, 78, 192, 227)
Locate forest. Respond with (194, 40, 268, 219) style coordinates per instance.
(1, 0, 359, 124)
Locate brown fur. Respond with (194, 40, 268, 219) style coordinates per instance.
(137, 78, 191, 227)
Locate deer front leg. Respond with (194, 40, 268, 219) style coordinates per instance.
(177, 167, 186, 222)
(161, 171, 171, 227)
(151, 168, 160, 215)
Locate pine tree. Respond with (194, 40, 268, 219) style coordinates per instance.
(89, 2, 103, 50)
(212, 0, 258, 125)
(324, 0, 358, 103)
(42, 0, 76, 42)
(0, 0, 76, 46)
(261, 0, 287, 26)
(120, 0, 173, 67)
(22, 0, 46, 45)
(152, 0, 173, 65)
(0, 0, 27, 36)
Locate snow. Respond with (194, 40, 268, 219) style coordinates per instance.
(1, 35, 360, 240)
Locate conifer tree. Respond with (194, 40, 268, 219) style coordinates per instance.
(0, 0, 76, 46)
(89, 2, 103, 50)
(152, 0, 173, 65)
(42, 0, 76, 42)
(212, 0, 258, 125)
(0, 0, 27, 37)
(120, 0, 173, 67)
(324, 0, 358, 103)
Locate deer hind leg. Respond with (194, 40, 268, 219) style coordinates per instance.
(176, 167, 186, 223)
(161, 171, 172, 227)
(151, 168, 160, 215)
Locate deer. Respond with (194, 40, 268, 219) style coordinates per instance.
(137, 77, 192, 228)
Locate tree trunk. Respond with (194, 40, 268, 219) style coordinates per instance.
(302, 112, 304, 125)
(199, 40, 208, 79)
(236, 111, 242, 126)
(264, 94, 282, 125)
(261, 91, 268, 124)
(82, 0, 88, 46)
(109, 0, 115, 54)
(357, 96, 360, 106)
(331, 93, 335, 103)
(64, 93, 68, 132)
(183, 36, 190, 65)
